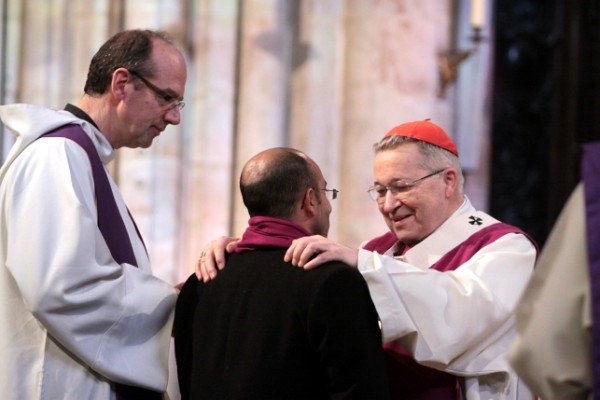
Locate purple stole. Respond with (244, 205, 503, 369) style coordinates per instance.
(583, 142, 600, 397)
(364, 222, 536, 400)
(43, 125, 161, 400)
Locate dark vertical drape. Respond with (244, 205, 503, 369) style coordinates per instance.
(490, 0, 599, 246)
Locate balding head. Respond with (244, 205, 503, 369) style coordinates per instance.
(240, 148, 321, 219)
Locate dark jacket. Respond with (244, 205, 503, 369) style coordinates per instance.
(174, 248, 390, 399)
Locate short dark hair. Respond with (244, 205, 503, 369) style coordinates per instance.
(240, 149, 319, 219)
(83, 29, 175, 95)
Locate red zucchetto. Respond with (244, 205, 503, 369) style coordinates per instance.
(384, 119, 459, 156)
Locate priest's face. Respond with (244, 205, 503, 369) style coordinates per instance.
(118, 39, 187, 149)
(373, 143, 455, 246)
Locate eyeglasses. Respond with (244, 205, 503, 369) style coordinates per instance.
(321, 188, 339, 201)
(367, 169, 445, 202)
(128, 70, 185, 111)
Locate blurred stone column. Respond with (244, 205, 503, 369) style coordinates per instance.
(337, 0, 453, 246)
(0, 0, 23, 158)
(289, 0, 345, 239)
(231, 0, 293, 235)
(15, 0, 110, 108)
(179, 0, 239, 279)
(454, 0, 494, 211)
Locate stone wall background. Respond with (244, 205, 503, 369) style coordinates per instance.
(0, 0, 491, 285)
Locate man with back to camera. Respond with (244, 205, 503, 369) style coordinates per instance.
(174, 147, 390, 399)
(0, 29, 187, 399)
(199, 120, 538, 400)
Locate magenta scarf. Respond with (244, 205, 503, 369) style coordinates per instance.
(233, 216, 311, 253)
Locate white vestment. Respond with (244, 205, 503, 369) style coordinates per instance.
(358, 198, 537, 400)
(508, 184, 592, 399)
(0, 104, 177, 400)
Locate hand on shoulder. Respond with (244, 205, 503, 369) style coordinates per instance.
(284, 235, 359, 270)
(195, 236, 239, 282)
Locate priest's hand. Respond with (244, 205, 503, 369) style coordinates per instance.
(284, 235, 359, 270)
(196, 236, 239, 282)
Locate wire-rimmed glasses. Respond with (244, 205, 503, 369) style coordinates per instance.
(367, 169, 445, 202)
(321, 188, 339, 201)
(128, 69, 185, 111)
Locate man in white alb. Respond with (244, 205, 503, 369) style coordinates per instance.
(0, 29, 187, 399)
